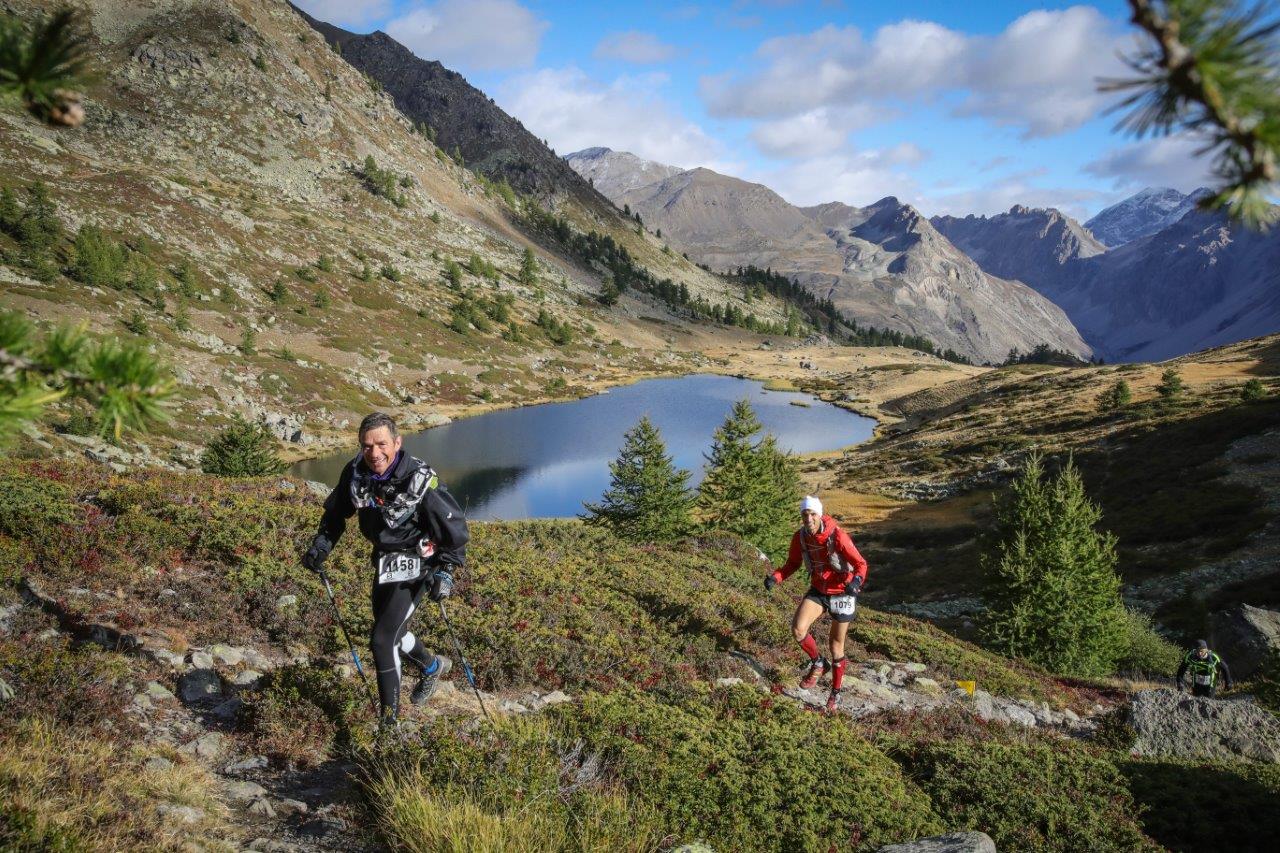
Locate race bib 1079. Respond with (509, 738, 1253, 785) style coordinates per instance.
(830, 595, 856, 617)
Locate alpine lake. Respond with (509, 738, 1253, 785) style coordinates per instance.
(290, 374, 875, 519)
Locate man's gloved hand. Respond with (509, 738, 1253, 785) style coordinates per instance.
(764, 573, 778, 592)
(429, 569, 454, 602)
(844, 576, 864, 596)
(302, 534, 332, 573)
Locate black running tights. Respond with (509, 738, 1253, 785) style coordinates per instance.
(370, 576, 433, 716)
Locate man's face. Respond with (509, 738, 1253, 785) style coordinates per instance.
(802, 509, 822, 534)
(1197, 648, 1210, 659)
(361, 426, 402, 476)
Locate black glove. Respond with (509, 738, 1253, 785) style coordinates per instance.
(844, 576, 863, 596)
(302, 534, 332, 573)
(429, 569, 454, 601)
(764, 574, 778, 592)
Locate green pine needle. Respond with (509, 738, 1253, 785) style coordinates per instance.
(0, 8, 91, 117)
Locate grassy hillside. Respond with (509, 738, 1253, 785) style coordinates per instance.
(833, 336, 1280, 640)
(0, 0, 809, 469)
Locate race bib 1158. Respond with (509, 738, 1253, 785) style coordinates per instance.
(378, 552, 424, 584)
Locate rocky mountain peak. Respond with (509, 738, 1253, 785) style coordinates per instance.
(1084, 186, 1211, 247)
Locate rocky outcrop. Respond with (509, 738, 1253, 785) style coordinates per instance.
(295, 5, 614, 214)
(1210, 605, 1280, 680)
(1129, 688, 1280, 763)
(877, 832, 997, 853)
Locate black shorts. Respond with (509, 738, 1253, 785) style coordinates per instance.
(802, 587, 858, 623)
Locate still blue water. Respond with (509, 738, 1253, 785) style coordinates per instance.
(290, 374, 875, 519)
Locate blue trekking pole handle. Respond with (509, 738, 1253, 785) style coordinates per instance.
(319, 569, 379, 717)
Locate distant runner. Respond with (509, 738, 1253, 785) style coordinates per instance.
(1176, 639, 1233, 698)
(765, 495, 869, 714)
(302, 412, 470, 724)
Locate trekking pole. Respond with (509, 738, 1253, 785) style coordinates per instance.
(438, 599, 493, 723)
(319, 569, 379, 717)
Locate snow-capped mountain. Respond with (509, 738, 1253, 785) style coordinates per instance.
(1084, 187, 1210, 247)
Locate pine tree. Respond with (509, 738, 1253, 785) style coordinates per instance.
(581, 416, 693, 542)
(1108, 0, 1280, 227)
(0, 8, 90, 126)
(0, 311, 172, 443)
(1241, 378, 1266, 402)
(697, 399, 802, 560)
(200, 416, 286, 477)
(519, 246, 538, 287)
(1097, 378, 1132, 413)
(1156, 367, 1184, 401)
(980, 454, 1128, 677)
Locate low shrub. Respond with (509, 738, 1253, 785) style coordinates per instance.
(242, 663, 365, 768)
(1120, 758, 1280, 851)
(368, 715, 660, 852)
(1117, 610, 1182, 677)
(888, 737, 1154, 851)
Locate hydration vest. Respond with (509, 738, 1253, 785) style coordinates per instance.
(1184, 650, 1221, 685)
(800, 524, 852, 577)
(349, 455, 438, 529)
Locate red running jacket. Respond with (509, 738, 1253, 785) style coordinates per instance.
(770, 515, 868, 595)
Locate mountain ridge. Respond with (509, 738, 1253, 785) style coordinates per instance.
(566, 148, 1091, 364)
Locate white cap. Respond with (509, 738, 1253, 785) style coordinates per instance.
(801, 495, 823, 516)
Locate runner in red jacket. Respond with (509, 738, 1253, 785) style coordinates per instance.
(764, 495, 868, 713)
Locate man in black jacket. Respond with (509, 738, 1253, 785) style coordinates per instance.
(302, 412, 470, 722)
(1176, 639, 1233, 698)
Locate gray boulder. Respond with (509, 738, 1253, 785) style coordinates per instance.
(877, 831, 997, 852)
(1210, 605, 1280, 679)
(178, 669, 223, 704)
(1130, 688, 1280, 763)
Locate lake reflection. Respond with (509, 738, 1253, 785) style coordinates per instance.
(290, 374, 875, 519)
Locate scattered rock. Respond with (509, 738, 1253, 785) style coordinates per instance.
(275, 594, 298, 609)
(147, 647, 186, 670)
(1002, 704, 1037, 728)
(210, 644, 244, 667)
(145, 681, 176, 701)
(189, 651, 215, 670)
(225, 755, 269, 774)
(497, 699, 528, 714)
(231, 669, 263, 687)
(1210, 604, 1280, 680)
(1130, 688, 1280, 763)
(715, 677, 744, 687)
(178, 669, 222, 704)
(911, 677, 942, 695)
(144, 756, 174, 772)
(541, 690, 571, 705)
(877, 831, 996, 853)
(182, 732, 226, 761)
(249, 797, 277, 818)
(156, 803, 205, 826)
(225, 780, 268, 802)
(209, 697, 244, 722)
(276, 798, 309, 815)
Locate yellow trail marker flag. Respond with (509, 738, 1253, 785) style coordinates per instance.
(956, 680, 976, 696)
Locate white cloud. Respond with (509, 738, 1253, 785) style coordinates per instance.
(384, 0, 548, 71)
(594, 31, 677, 64)
(747, 146, 927, 208)
(922, 182, 1110, 221)
(1083, 134, 1219, 193)
(497, 67, 728, 169)
(749, 105, 883, 158)
(702, 7, 1131, 138)
(292, 0, 391, 29)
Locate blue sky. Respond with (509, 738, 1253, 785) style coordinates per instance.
(293, 0, 1218, 219)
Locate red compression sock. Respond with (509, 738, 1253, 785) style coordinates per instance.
(831, 657, 847, 690)
(800, 634, 820, 661)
